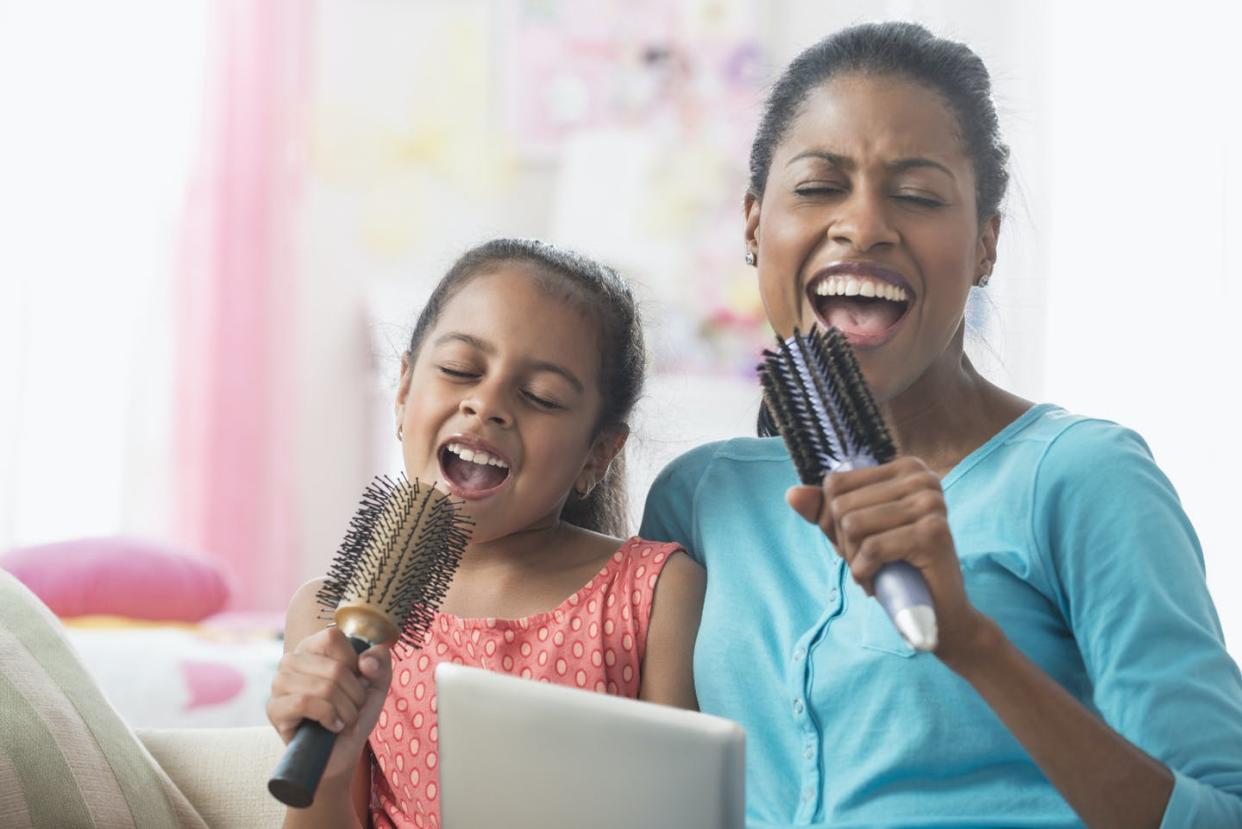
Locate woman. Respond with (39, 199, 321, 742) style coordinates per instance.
(640, 21, 1242, 829)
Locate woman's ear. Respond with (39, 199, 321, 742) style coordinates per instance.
(576, 425, 629, 496)
(744, 191, 761, 266)
(976, 214, 1001, 278)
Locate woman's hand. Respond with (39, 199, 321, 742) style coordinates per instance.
(266, 627, 393, 784)
(786, 455, 988, 662)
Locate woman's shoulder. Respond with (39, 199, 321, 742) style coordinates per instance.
(1018, 405, 1159, 480)
(649, 436, 791, 490)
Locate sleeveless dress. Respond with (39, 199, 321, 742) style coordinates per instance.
(368, 536, 683, 829)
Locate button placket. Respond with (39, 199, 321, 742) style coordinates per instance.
(791, 556, 846, 823)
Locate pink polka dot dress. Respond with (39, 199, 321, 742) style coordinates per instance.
(367, 537, 683, 829)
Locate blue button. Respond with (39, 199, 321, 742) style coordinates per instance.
(793, 648, 806, 662)
(793, 699, 804, 716)
(804, 745, 815, 760)
(802, 789, 814, 802)
(828, 588, 839, 601)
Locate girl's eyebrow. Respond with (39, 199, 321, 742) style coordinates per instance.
(787, 150, 955, 179)
(432, 331, 584, 393)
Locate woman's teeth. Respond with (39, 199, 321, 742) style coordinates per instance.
(814, 276, 909, 302)
(445, 442, 509, 469)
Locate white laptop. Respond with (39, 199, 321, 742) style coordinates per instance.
(435, 663, 745, 829)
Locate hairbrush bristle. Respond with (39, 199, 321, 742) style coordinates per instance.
(757, 325, 897, 482)
(316, 474, 471, 650)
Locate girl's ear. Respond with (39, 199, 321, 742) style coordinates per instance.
(575, 425, 629, 496)
(395, 352, 413, 417)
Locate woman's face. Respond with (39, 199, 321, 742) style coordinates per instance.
(746, 72, 998, 403)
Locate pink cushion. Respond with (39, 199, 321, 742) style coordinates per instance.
(0, 536, 231, 621)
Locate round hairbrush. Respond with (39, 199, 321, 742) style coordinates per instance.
(268, 473, 470, 808)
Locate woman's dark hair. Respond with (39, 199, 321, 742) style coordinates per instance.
(748, 21, 1010, 220)
(406, 238, 644, 537)
(752, 22, 1010, 438)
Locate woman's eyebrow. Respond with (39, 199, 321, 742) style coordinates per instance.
(786, 150, 954, 180)
(887, 157, 955, 178)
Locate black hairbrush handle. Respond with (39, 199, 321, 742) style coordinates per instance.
(268, 634, 371, 808)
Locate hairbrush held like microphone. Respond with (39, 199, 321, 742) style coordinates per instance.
(268, 474, 471, 808)
(759, 325, 938, 652)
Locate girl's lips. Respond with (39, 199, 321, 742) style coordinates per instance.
(436, 433, 513, 501)
(804, 262, 915, 350)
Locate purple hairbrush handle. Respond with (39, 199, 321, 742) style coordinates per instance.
(834, 459, 938, 652)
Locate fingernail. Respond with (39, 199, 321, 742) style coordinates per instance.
(332, 718, 345, 732)
(360, 656, 379, 673)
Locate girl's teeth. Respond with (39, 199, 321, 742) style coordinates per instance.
(859, 281, 876, 298)
(447, 442, 509, 469)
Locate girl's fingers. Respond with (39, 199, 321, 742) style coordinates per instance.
(266, 689, 350, 741)
(270, 669, 362, 728)
(358, 644, 393, 687)
(277, 651, 370, 709)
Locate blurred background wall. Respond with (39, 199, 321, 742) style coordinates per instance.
(2, 0, 1239, 655)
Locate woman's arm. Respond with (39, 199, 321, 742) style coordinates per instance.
(789, 449, 1242, 828)
(267, 579, 388, 829)
(639, 551, 705, 709)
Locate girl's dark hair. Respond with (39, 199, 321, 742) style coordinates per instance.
(406, 238, 644, 537)
(752, 22, 1010, 438)
(748, 21, 1010, 220)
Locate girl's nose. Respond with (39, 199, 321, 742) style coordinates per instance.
(828, 191, 899, 252)
(459, 389, 512, 427)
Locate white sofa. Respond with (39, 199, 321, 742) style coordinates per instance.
(136, 727, 289, 829)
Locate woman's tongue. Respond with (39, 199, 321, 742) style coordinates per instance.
(444, 453, 506, 492)
(821, 297, 903, 339)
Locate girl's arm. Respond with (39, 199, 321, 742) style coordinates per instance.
(639, 551, 706, 709)
(267, 579, 388, 829)
(790, 442, 1242, 828)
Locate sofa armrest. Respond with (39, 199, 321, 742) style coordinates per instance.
(137, 727, 288, 829)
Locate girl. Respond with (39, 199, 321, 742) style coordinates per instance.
(268, 238, 705, 829)
(641, 22, 1242, 829)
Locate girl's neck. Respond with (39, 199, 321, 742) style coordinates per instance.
(456, 519, 595, 573)
(879, 340, 1031, 477)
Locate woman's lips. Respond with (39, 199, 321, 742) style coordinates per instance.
(805, 263, 914, 349)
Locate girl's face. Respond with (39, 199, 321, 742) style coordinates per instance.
(395, 266, 620, 544)
(745, 72, 999, 403)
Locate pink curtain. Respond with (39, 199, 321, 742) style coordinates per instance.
(175, 0, 311, 611)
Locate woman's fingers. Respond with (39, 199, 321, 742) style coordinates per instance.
(786, 485, 832, 539)
(844, 514, 952, 595)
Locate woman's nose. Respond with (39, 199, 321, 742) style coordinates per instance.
(828, 191, 898, 252)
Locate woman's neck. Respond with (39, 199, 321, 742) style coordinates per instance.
(880, 346, 1031, 477)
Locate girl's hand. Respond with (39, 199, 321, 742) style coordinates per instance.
(786, 455, 987, 663)
(266, 627, 393, 784)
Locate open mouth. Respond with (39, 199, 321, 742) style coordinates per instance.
(437, 438, 511, 499)
(806, 267, 913, 348)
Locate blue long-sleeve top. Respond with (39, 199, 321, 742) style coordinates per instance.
(639, 403, 1242, 828)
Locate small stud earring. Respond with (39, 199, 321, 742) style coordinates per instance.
(396, 422, 404, 442)
(977, 270, 992, 288)
(745, 249, 757, 267)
